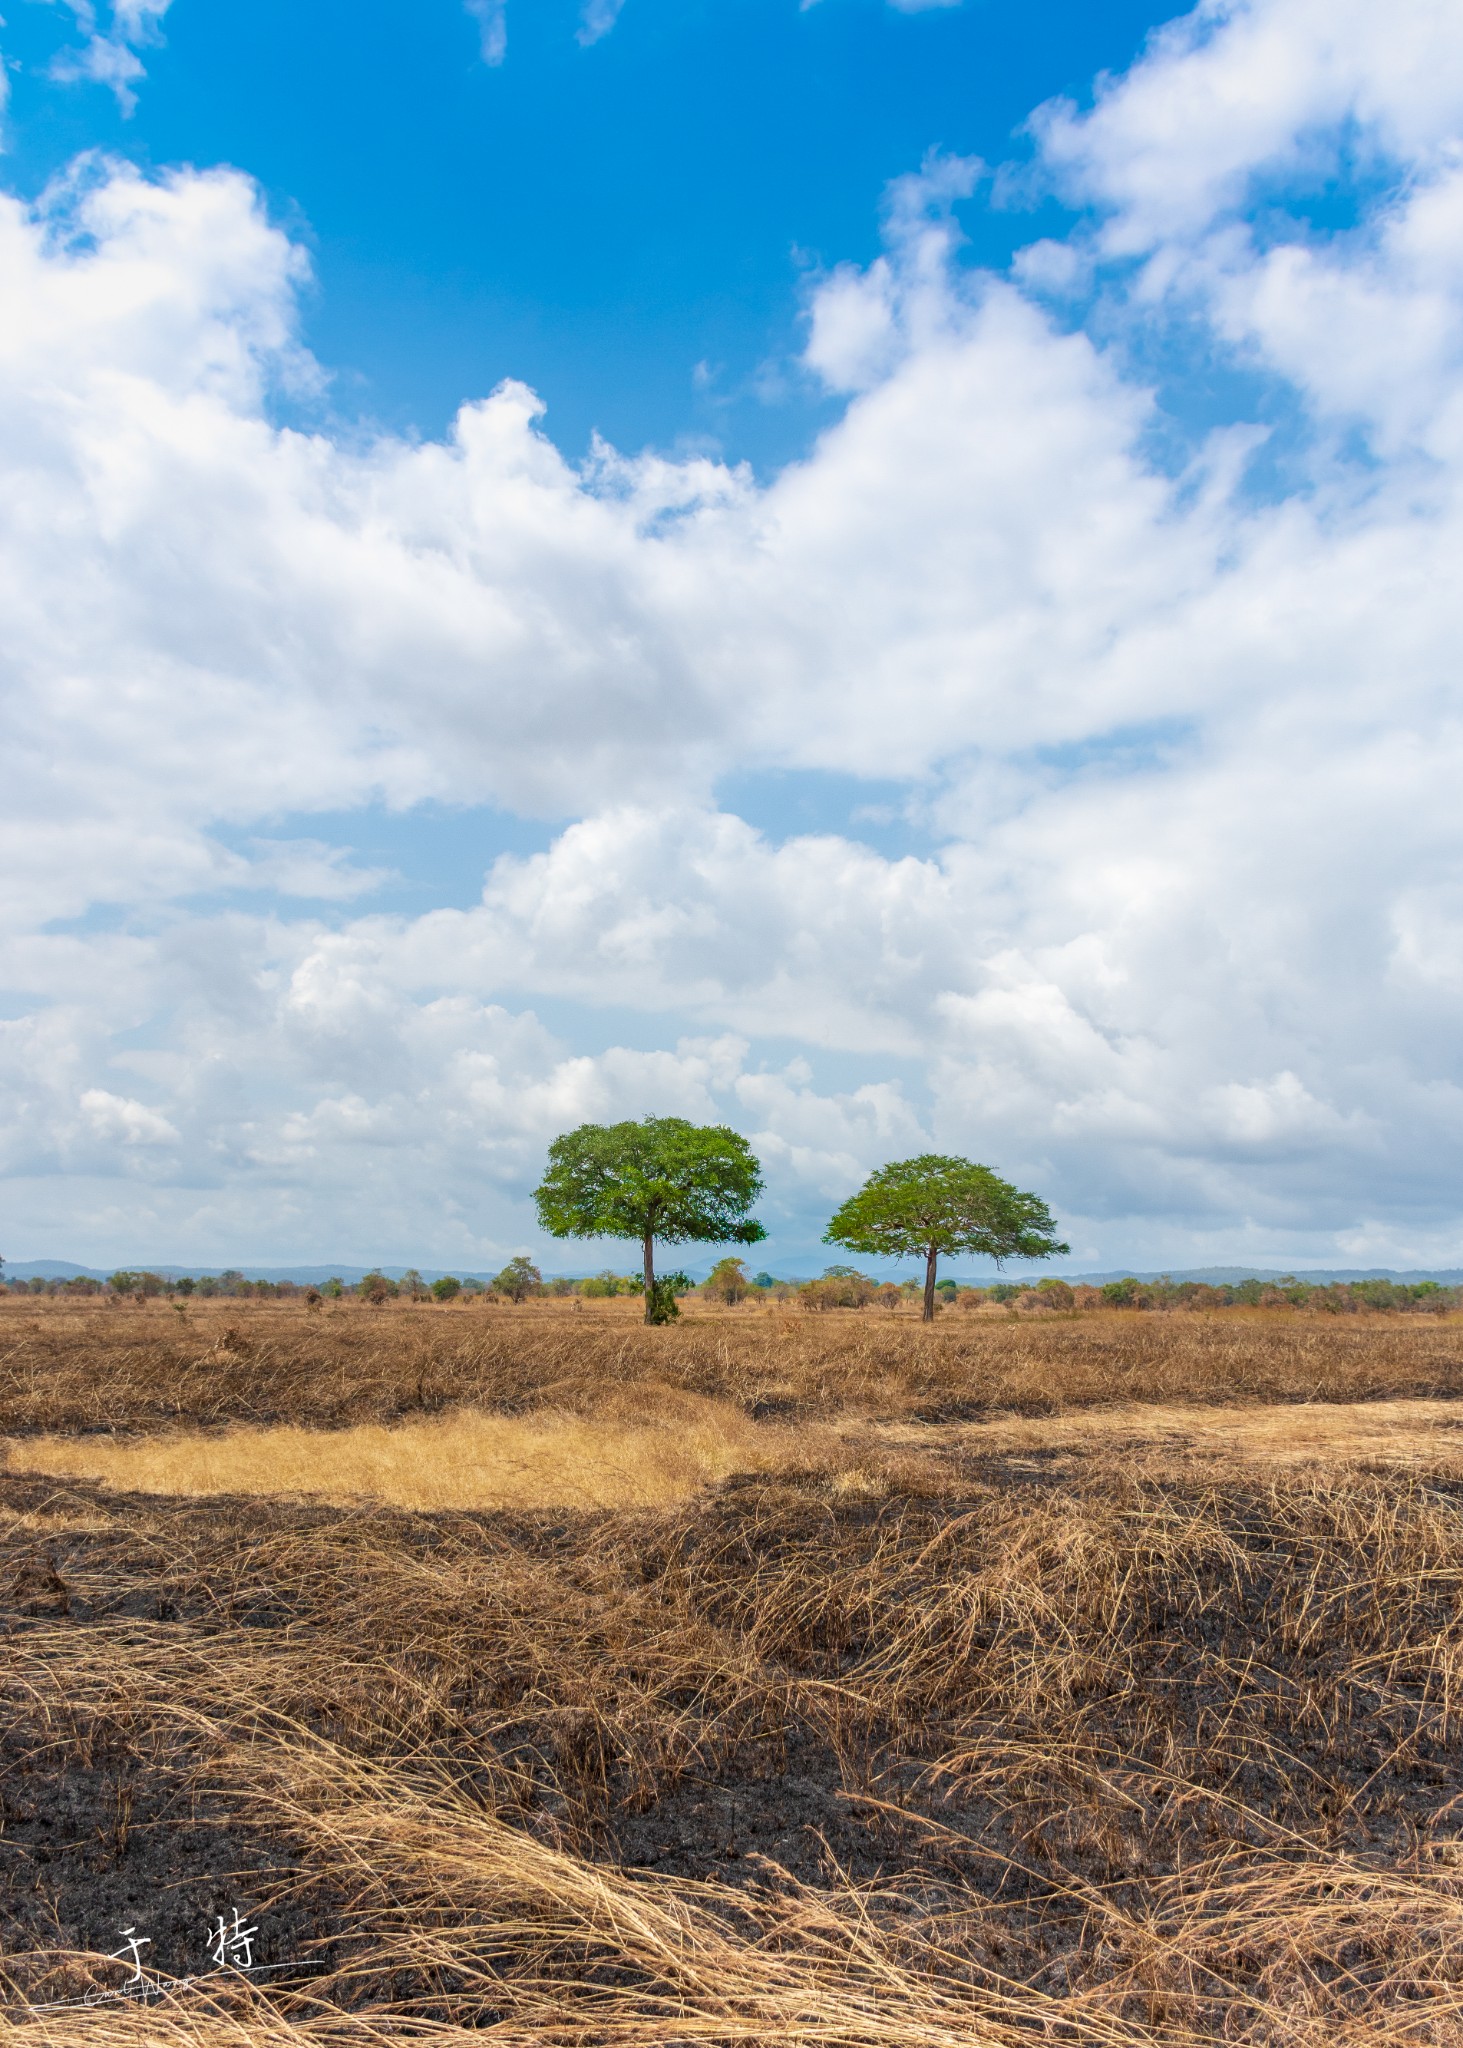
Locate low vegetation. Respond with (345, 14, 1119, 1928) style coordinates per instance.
(5, 1298, 1463, 2045)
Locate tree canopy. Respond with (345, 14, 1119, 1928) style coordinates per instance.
(825, 1153, 1068, 1322)
(534, 1116, 765, 1323)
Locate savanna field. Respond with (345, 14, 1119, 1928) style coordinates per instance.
(6, 1296, 1463, 2045)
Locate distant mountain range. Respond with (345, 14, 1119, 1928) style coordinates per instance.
(6, 1259, 1463, 1287)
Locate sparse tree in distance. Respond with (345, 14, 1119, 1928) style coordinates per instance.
(704, 1256, 750, 1305)
(534, 1117, 766, 1325)
(825, 1155, 1069, 1323)
(493, 1256, 542, 1303)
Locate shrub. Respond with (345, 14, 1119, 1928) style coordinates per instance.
(431, 1276, 462, 1302)
(800, 1268, 878, 1311)
(494, 1257, 543, 1302)
(1101, 1277, 1146, 1308)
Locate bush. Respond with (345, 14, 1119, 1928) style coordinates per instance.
(359, 1272, 398, 1306)
(1101, 1278, 1145, 1308)
(704, 1257, 751, 1305)
(1035, 1278, 1074, 1309)
(494, 1257, 543, 1303)
(431, 1276, 462, 1302)
(579, 1274, 617, 1298)
(646, 1272, 691, 1324)
(800, 1268, 878, 1311)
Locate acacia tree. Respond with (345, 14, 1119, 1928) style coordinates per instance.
(824, 1154, 1068, 1323)
(534, 1117, 766, 1324)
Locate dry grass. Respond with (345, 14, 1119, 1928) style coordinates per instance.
(11, 1392, 1463, 1513)
(6, 1302, 1463, 2047)
(2, 1387, 798, 1511)
(870, 1393, 1463, 1475)
(4, 1295, 1463, 1439)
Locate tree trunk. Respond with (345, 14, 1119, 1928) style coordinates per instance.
(923, 1244, 938, 1323)
(643, 1226, 656, 1325)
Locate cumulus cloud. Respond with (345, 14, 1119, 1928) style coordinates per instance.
(3, 0, 1463, 1267)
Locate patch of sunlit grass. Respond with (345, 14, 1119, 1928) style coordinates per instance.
(2, 1388, 793, 1511)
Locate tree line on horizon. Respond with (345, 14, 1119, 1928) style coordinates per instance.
(7, 1264, 1458, 1319)
(4, 1118, 1453, 1321)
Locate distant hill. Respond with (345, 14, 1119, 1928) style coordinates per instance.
(7, 1259, 1463, 1288)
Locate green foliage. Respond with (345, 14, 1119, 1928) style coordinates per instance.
(578, 1269, 629, 1298)
(430, 1275, 461, 1302)
(987, 1281, 1021, 1303)
(401, 1268, 428, 1302)
(534, 1117, 766, 1251)
(359, 1271, 398, 1305)
(752, 1271, 775, 1289)
(825, 1154, 1068, 1321)
(1101, 1277, 1143, 1308)
(494, 1256, 543, 1302)
(825, 1155, 1068, 1265)
(322, 1277, 344, 1299)
(534, 1116, 765, 1324)
(646, 1271, 692, 1324)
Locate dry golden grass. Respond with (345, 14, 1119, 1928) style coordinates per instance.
(2, 1387, 798, 1511)
(10, 1391, 1463, 1514)
(871, 1393, 1463, 1475)
(7, 1302, 1463, 2047)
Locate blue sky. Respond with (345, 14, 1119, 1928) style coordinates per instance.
(3, 0, 1172, 467)
(3, 0, 1463, 1274)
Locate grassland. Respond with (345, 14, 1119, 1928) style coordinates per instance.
(5, 1297, 1463, 2045)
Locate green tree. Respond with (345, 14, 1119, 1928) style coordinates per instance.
(824, 1155, 1068, 1323)
(401, 1267, 428, 1303)
(534, 1116, 766, 1325)
(493, 1256, 542, 1302)
(431, 1275, 462, 1302)
(703, 1256, 750, 1305)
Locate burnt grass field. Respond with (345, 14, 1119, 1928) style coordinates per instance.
(5, 1297, 1463, 2046)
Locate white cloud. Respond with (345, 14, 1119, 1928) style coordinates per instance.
(578, 0, 628, 46)
(478, 0, 969, 63)
(4, 0, 1463, 1268)
(79, 1088, 179, 1148)
(463, 0, 507, 65)
(46, 0, 172, 114)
